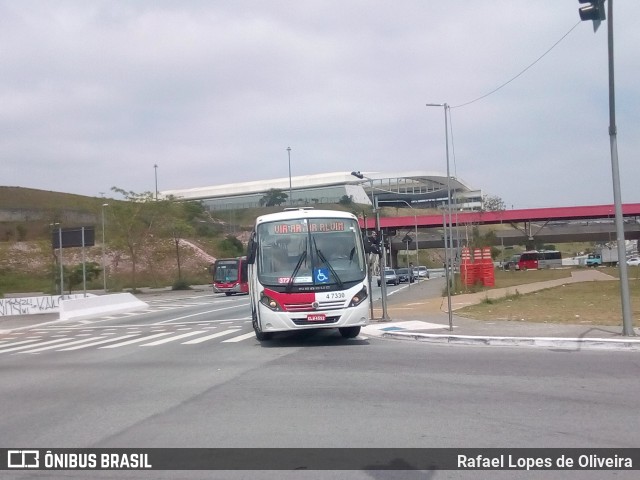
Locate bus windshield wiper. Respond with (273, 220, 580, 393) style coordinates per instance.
(286, 249, 307, 292)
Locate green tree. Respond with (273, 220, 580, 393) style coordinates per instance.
(482, 194, 506, 212)
(67, 262, 102, 293)
(259, 189, 288, 207)
(144, 195, 196, 284)
(218, 235, 244, 258)
(181, 201, 206, 221)
(469, 226, 500, 259)
(108, 187, 158, 291)
(165, 216, 195, 281)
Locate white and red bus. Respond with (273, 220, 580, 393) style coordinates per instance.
(211, 256, 249, 296)
(246, 208, 371, 341)
(518, 250, 562, 270)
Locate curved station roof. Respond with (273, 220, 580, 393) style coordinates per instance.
(161, 171, 481, 210)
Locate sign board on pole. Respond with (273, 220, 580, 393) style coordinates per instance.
(51, 227, 95, 249)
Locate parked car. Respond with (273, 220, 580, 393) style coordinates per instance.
(377, 268, 399, 286)
(626, 257, 640, 266)
(412, 266, 429, 279)
(396, 268, 415, 283)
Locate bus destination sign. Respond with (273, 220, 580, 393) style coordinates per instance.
(273, 221, 346, 234)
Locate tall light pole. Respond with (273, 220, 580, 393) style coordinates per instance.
(286, 147, 292, 205)
(606, 1, 633, 336)
(426, 102, 454, 331)
(102, 203, 109, 293)
(577, 0, 633, 335)
(154, 164, 158, 201)
(50, 222, 61, 294)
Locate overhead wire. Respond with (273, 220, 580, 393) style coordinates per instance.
(450, 21, 582, 110)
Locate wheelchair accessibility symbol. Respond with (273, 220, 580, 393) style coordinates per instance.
(315, 268, 330, 283)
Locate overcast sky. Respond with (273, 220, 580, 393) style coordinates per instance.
(1, 1, 638, 208)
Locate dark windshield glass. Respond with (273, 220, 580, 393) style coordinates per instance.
(214, 262, 239, 282)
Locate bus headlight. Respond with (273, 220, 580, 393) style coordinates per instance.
(348, 287, 368, 307)
(260, 292, 282, 311)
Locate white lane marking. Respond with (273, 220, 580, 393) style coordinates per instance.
(99, 331, 175, 349)
(0, 338, 71, 354)
(140, 330, 206, 346)
(58, 334, 141, 351)
(182, 329, 241, 344)
(154, 304, 249, 324)
(222, 332, 256, 343)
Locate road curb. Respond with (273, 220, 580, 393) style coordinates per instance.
(380, 331, 640, 351)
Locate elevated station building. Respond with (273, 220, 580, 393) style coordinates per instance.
(161, 171, 483, 212)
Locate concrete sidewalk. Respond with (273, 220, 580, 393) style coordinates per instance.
(364, 270, 640, 350)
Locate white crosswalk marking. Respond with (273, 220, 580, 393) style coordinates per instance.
(0, 338, 71, 354)
(0, 322, 258, 355)
(140, 330, 206, 346)
(99, 331, 175, 349)
(222, 332, 256, 343)
(19, 336, 112, 354)
(0, 338, 44, 350)
(182, 329, 241, 344)
(58, 334, 141, 351)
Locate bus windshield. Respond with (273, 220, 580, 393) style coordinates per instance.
(213, 260, 239, 282)
(255, 217, 366, 289)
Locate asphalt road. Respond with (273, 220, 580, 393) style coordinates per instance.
(1, 289, 639, 480)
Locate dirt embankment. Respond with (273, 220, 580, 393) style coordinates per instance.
(0, 238, 219, 284)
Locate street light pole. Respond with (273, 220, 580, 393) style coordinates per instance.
(604, 1, 633, 336)
(154, 164, 158, 201)
(58, 226, 64, 296)
(50, 222, 60, 294)
(286, 147, 292, 205)
(427, 102, 454, 331)
(102, 203, 109, 293)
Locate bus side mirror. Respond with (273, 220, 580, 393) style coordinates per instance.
(246, 231, 256, 264)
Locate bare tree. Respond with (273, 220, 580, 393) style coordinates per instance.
(482, 194, 506, 212)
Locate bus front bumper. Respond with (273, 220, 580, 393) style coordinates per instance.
(257, 304, 369, 333)
(213, 284, 242, 294)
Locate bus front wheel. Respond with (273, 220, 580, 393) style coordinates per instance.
(252, 309, 272, 341)
(339, 326, 361, 339)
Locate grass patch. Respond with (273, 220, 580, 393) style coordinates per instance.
(451, 268, 572, 295)
(492, 268, 572, 288)
(0, 270, 54, 296)
(457, 279, 640, 326)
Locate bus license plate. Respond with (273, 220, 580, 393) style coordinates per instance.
(307, 314, 326, 322)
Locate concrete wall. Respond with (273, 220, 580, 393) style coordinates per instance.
(0, 294, 88, 316)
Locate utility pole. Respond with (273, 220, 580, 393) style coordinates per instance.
(287, 147, 292, 205)
(578, 0, 634, 335)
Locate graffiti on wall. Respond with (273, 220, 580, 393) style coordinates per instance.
(0, 294, 86, 316)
